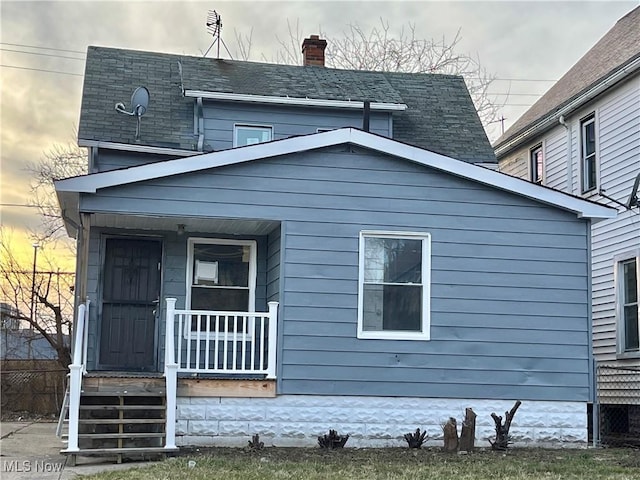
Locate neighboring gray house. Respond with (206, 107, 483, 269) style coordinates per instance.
(55, 37, 615, 460)
(494, 7, 640, 440)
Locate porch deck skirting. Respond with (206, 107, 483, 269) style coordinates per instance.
(174, 396, 588, 448)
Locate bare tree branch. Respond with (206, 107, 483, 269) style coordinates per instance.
(0, 228, 73, 368)
(26, 143, 87, 246)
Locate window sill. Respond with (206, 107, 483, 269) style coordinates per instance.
(358, 331, 430, 341)
(616, 351, 640, 360)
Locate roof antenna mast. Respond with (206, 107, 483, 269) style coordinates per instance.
(204, 9, 233, 59)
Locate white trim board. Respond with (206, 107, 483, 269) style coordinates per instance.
(56, 128, 616, 221)
(183, 90, 408, 111)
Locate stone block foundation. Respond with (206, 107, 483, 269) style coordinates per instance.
(175, 395, 587, 448)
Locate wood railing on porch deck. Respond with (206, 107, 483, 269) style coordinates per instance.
(165, 300, 279, 377)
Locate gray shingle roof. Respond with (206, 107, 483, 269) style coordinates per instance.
(79, 46, 495, 163)
(494, 6, 640, 153)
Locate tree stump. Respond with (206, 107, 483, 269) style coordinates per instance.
(490, 400, 522, 450)
(442, 417, 459, 452)
(459, 407, 477, 452)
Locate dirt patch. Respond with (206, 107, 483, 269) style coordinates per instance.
(0, 410, 58, 422)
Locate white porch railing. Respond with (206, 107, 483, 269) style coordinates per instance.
(62, 299, 90, 453)
(164, 300, 279, 378)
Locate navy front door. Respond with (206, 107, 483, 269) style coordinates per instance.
(99, 238, 161, 371)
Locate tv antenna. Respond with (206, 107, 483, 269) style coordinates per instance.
(204, 9, 233, 59)
(115, 86, 150, 141)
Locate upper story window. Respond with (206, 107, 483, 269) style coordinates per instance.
(234, 125, 273, 147)
(580, 113, 597, 193)
(619, 256, 639, 354)
(358, 231, 431, 341)
(530, 144, 543, 184)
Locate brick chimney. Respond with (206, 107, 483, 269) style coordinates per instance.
(302, 35, 327, 67)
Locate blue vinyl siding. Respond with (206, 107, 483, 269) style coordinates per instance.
(81, 146, 590, 401)
(95, 150, 180, 172)
(203, 102, 391, 151)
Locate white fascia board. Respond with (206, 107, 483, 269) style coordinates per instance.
(56, 128, 616, 220)
(183, 90, 408, 111)
(346, 129, 616, 220)
(78, 139, 198, 157)
(56, 129, 352, 193)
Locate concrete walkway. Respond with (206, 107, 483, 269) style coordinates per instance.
(0, 422, 158, 479)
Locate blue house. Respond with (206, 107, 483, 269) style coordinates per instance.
(55, 37, 615, 460)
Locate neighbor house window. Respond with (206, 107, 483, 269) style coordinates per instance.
(187, 238, 257, 313)
(530, 144, 543, 184)
(581, 114, 597, 193)
(358, 231, 431, 340)
(234, 125, 272, 147)
(618, 256, 639, 353)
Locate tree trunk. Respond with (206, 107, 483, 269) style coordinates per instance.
(490, 400, 522, 450)
(459, 407, 477, 452)
(443, 417, 458, 452)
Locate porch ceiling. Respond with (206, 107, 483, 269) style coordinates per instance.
(91, 213, 280, 236)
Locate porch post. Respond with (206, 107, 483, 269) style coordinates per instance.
(164, 298, 178, 450)
(266, 302, 279, 379)
(78, 213, 91, 373)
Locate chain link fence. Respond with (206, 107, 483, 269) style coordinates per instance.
(596, 364, 640, 447)
(0, 360, 67, 415)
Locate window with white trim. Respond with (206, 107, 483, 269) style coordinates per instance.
(186, 238, 257, 313)
(234, 125, 273, 147)
(580, 113, 597, 193)
(358, 231, 431, 340)
(530, 144, 543, 184)
(618, 256, 639, 354)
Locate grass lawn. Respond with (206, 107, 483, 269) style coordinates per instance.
(78, 447, 640, 480)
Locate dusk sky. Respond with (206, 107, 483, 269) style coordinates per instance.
(1, 0, 637, 265)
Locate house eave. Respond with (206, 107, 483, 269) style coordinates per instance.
(56, 128, 617, 222)
(183, 90, 408, 111)
(494, 55, 640, 159)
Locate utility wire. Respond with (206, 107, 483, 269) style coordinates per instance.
(495, 78, 557, 82)
(0, 64, 83, 76)
(0, 47, 85, 61)
(0, 203, 41, 208)
(0, 42, 85, 55)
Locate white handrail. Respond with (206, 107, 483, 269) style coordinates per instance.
(63, 299, 89, 453)
(81, 300, 90, 374)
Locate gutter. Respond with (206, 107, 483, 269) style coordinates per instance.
(78, 140, 198, 157)
(183, 90, 408, 111)
(495, 56, 640, 159)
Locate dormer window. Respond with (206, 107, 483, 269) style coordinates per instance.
(234, 125, 273, 147)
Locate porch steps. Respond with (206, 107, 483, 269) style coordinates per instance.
(62, 377, 178, 465)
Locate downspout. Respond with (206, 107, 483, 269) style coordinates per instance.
(559, 115, 573, 194)
(196, 97, 204, 152)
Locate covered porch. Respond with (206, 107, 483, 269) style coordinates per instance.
(61, 212, 281, 460)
